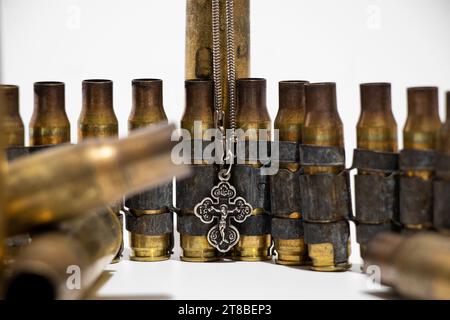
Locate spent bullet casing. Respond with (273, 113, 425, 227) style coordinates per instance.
(29, 82, 70, 146)
(5, 124, 187, 236)
(301, 82, 351, 271)
(78, 80, 118, 140)
(78, 79, 123, 263)
(434, 92, 450, 231)
(364, 232, 450, 300)
(354, 83, 399, 258)
(232, 78, 272, 262)
(0, 85, 24, 147)
(185, 0, 250, 127)
(177, 79, 219, 262)
(126, 79, 173, 262)
(4, 208, 122, 300)
(271, 80, 309, 266)
(400, 87, 442, 231)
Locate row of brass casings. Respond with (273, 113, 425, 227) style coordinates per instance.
(1, 79, 176, 265)
(354, 86, 450, 260)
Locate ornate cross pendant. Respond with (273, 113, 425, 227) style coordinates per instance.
(194, 181, 253, 252)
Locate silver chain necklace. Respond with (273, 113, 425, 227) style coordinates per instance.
(194, 0, 253, 253)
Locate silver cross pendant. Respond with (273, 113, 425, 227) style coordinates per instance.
(194, 180, 253, 253)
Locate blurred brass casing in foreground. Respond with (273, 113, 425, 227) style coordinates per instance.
(4, 208, 122, 300)
(232, 78, 272, 262)
(0, 85, 24, 147)
(273, 80, 309, 266)
(78, 79, 123, 263)
(364, 232, 450, 300)
(29, 82, 70, 146)
(6, 124, 187, 236)
(179, 79, 219, 262)
(185, 0, 250, 128)
(127, 79, 173, 262)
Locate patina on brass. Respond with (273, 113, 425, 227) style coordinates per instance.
(185, 0, 250, 128)
(364, 232, 450, 300)
(0, 85, 24, 147)
(439, 91, 450, 159)
(5, 124, 187, 237)
(128, 79, 172, 262)
(29, 82, 70, 146)
(404, 87, 441, 151)
(78, 79, 123, 263)
(0, 92, 7, 278)
(180, 79, 219, 262)
(4, 208, 122, 300)
(302, 82, 350, 271)
(78, 80, 118, 140)
(357, 83, 398, 153)
(356, 83, 398, 257)
(232, 78, 271, 262)
(274, 80, 308, 265)
(402, 87, 441, 230)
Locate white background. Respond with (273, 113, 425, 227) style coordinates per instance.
(1, 0, 450, 299)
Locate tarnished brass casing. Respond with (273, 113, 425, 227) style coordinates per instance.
(185, 0, 250, 127)
(128, 79, 172, 262)
(357, 83, 398, 153)
(439, 91, 450, 158)
(232, 78, 271, 262)
(356, 83, 398, 257)
(404, 87, 441, 151)
(0, 92, 7, 277)
(78, 79, 122, 263)
(4, 208, 122, 300)
(179, 79, 219, 262)
(29, 82, 70, 146)
(364, 232, 450, 300)
(0, 85, 24, 147)
(5, 124, 186, 237)
(302, 82, 350, 271)
(78, 80, 118, 140)
(402, 87, 441, 230)
(274, 80, 308, 265)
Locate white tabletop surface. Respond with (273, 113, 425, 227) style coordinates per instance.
(92, 223, 393, 300)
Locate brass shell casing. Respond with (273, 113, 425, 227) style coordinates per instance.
(128, 79, 172, 262)
(78, 79, 118, 140)
(303, 82, 344, 175)
(29, 82, 70, 146)
(5, 124, 186, 237)
(0, 85, 24, 147)
(438, 91, 450, 157)
(181, 79, 215, 138)
(357, 83, 398, 153)
(232, 78, 272, 262)
(274, 80, 309, 265)
(4, 208, 122, 300)
(402, 87, 441, 229)
(78, 79, 122, 263)
(302, 82, 350, 271)
(185, 0, 250, 128)
(356, 83, 398, 257)
(180, 79, 219, 262)
(403, 87, 441, 151)
(364, 232, 450, 300)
